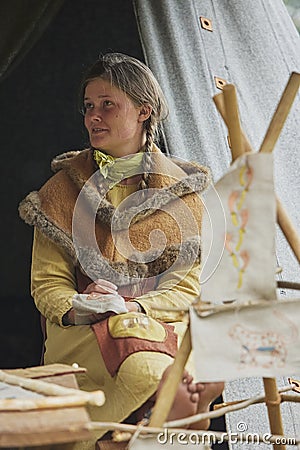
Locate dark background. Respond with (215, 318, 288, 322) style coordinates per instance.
(0, 0, 143, 369)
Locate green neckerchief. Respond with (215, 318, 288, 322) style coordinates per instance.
(93, 149, 144, 186)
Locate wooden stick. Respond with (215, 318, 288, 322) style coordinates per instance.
(166, 384, 293, 429)
(213, 92, 252, 156)
(258, 73, 300, 262)
(214, 395, 300, 410)
(214, 389, 300, 411)
(277, 281, 300, 290)
(153, 296, 300, 315)
(0, 370, 104, 406)
(281, 395, 300, 403)
(276, 197, 300, 263)
(263, 377, 286, 450)
(0, 394, 104, 412)
(222, 84, 244, 162)
(259, 72, 300, 154)
(148, 327, 192, 427)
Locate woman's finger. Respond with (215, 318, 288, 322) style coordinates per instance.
(84, 285, 116, 294)
(87, 292, 109, 300)
(95, 279, 118, 291)
(86, 292, 124, 302)
(83, 281, 118, 295)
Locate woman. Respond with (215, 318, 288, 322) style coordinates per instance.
(19, 53, 223, 448)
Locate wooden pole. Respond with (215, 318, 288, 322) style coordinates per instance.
(222, 84, 244, 162)
(276, 197, 300, 263)
(213, 91, 252, 157)
(263, 378, 286, 450)
(259, 72, 300, 154)
(259, 72, 300, 263)
(277, 280, 300, 290)
(0, 370, 105, 406)
(148, 327, 192, 427)
(0, 394, 104, 411)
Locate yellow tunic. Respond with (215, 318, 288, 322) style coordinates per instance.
(31, 183, 200, 448)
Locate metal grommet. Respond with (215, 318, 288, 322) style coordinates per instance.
(214, 76, 227, 90)
(200, 16, 213, 32)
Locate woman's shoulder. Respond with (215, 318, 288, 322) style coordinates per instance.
(147, 146, 212, 195)
(50, 148, 91, 173)
(169, 156, 211, 179)
(19, 149, 92, 239)
(19, 148, 95, 228)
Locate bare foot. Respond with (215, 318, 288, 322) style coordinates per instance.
(148, 367, 199, 424)
(191, 381, 225, 430)
(160, 371, 224, 429)
(163, 369, 199, 422)
(135, 367, 224, 430)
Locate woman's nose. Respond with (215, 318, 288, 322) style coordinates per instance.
(90, 106, 102, 120)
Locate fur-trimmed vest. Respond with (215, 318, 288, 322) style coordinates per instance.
(19, 146, 211, 293)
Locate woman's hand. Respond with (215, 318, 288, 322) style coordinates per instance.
(126, 302, 142, 313)
(83, 278, 118, 297)
(83, 279, 124, 323)
(63, 280, 142, 326)
(62, 308, 75, 326)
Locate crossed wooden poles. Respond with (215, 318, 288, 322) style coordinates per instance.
(148, 72, 300, 450)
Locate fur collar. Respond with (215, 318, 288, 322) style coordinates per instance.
(50, 146, 211, 229)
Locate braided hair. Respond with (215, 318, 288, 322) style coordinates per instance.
(79, 53, 169, 190)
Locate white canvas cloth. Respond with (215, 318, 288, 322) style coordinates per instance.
(190, 299, 300, 382)
(200, 152, 277, 303)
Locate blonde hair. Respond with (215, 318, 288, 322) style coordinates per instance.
(79, 53, 169, 189)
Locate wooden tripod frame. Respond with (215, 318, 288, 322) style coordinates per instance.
(149, 72, 300, 450)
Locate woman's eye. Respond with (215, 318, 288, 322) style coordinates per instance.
(103, 100, 113, 108)
(84, 103, 93, 111)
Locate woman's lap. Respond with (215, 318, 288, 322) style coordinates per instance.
(44, 321, 175, 423)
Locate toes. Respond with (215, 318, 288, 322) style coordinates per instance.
(190, 392, 200, 403)
(182, 371, 193, 386)
(187, 382, 197, 394)
(195, 382, 205, 392)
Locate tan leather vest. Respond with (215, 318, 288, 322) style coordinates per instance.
(19, 146, 211, 291)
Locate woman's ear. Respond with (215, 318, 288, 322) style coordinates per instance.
(138, 103, 152, 123)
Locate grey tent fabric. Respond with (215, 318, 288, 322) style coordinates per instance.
(133, 0, 300, 448)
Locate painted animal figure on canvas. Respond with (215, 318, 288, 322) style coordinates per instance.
(228, 310, 298, 369)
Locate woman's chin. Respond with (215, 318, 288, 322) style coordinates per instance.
(90, 137, 106, 149)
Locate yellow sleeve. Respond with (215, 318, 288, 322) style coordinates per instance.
(135, 264, 200, 322)
(31, 228, 77, 326)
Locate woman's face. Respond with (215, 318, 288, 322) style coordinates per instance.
(84, 78, 150, 158)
